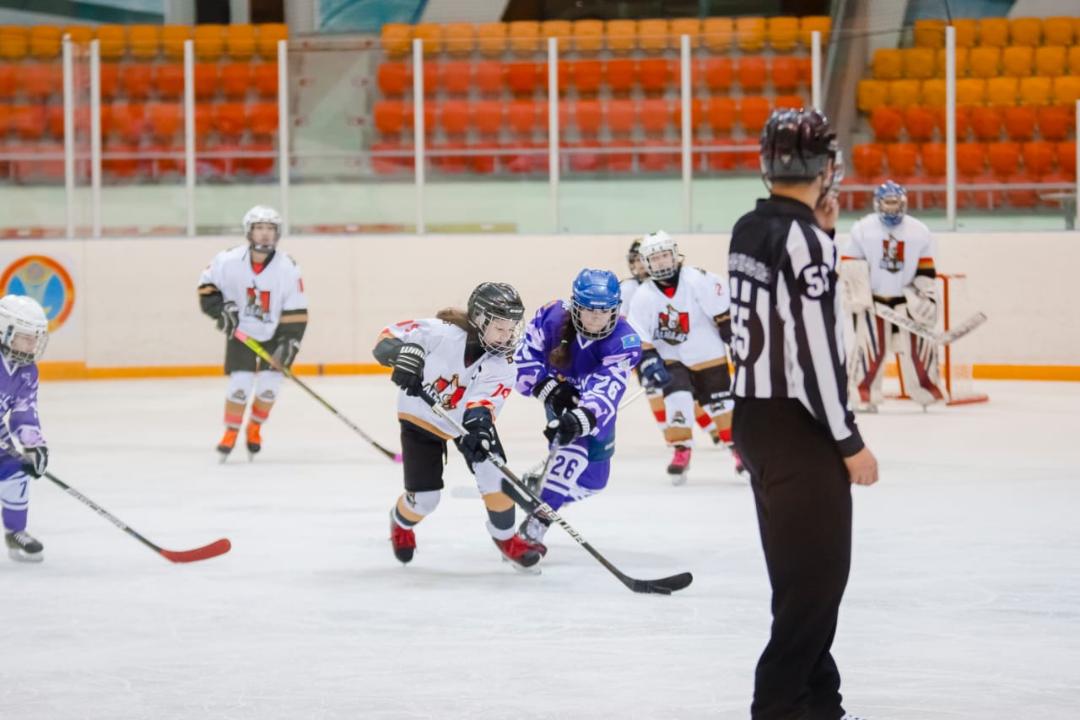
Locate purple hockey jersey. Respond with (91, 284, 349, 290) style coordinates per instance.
(0, 358, 44, 476)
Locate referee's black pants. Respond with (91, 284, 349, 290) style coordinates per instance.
(733, 398, 852, 720)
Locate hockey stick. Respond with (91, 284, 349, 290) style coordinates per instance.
(233, 330, 402, 463)
(424, 395, 692, 595)
(874, 304, 987, 346)
(619, 386, 647, 410)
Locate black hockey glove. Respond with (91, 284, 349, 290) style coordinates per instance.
(532, 377, 580, 415)
(544, 407, 596, 445)
(458, 407, 496, 465)
(272, 338, 301, 369)
(216, 301, 239, 337)
(638, 350, 672, 390)
(390, 343, 426, 396)
(21, 446, 48, 478)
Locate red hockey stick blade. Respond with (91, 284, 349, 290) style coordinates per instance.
(158, 538, 232, 564)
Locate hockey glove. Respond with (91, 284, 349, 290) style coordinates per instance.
(216, 301, 240, 337)
(272, 337, 301, 369)
(458, 407, 496, 464)
(638, 350, 672, 390)
(21, 446, 48, 478)
(390, 343, 426, 396)
(544, 407, 596, 445)
(532, 377, 580, 415)
(904, 277, 937, 327)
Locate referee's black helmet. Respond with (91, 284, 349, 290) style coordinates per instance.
(759, 108, 838, 186)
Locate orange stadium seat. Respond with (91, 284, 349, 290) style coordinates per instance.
(921, 78, 945, 107)
(443, 23, 475, 56)
(888, 79, 920, 108)
(921, 142, 947, 175)
(573, 20, 604, 55)
(873, 48, 903, 80)
(771, 55, 800, 92)
(914, 19, 945, 48)
(639, 97, 670, 135)
(1021, 140, 1054, 175)
(507, 99, 539, 135)
(1057, 141, 1076, 178)
(639, 58, 673, 94)
(477, 22, 507, 56)
(956, 141, 986, 175)
(736, 55, 767, 91)
(702, 17, 733, 52)
(951, 19, 978, 48)
(935, 47, 969, 77)
(870, 106, 903, 141)
(638, 19, 670, 53)
(508, 21, 540, 55)
(1043, 17, 1074, 47)
(852, 143, 885, 177)
(569, 60, 602, 95)
(377, 61, 409, 97)
(226, 24, 256, 59)
(0, 64, 15, 97)
(738, 95, 771, 133)
(735, 17, 766, 53)
(413, 23, 443, 56)
(672, 97, 703, 132)
(971, 106, 1002, 140)
(438, 100, 469, 135)
(474, 61, 503, 95)
(0, 26, 27, 60)
(253, 63, 277, 98)
(986, 77, 1018, 106)
(774, 94, 803, 110)
(987, 140, 1020, 176)
(1009, 17, 1041, 47)
(1035, 46, 1066, 77)
(194, 62, 219, 100)
(767, 16, 798, 52)
(194, 24, 225, 60)
(902, 48, 935, 79)
(153, 63, 183, 99)
(97, 61, 119, 99)
(969, 47, 1000, 78)
(220, 63, 252, 99)
(21, 62, 61, 100)
(905, 105, 937, 141)
(606, 98, 635, 136)
(886, 142, 918, 176)
(120, 62, 153, 99)
(606, 58, 635, 94)
(540, 19, 572, 42)
(128, 24, 160, 60)
(571, 99, 603, 137)
(1037, 105, 1071, 141)
(701, 57, 733, 92)
(670, 18, 701, 47)
(506, 61, 541, 95)
(11, 104, 45, 139)
(147, 101, 181, 140)
(29, 25, 61, 59)
(62, 25, 94, 44)
(706, 96, 736, 134)
(857, 79, 888, 112)
(373, 101, 408, 135)
(96, 25, 125, 60)
(469, 100, 501, 136)
(192, 103, 213, 137)
(212, 102, 246, 137)
(1069, 47, 1080, 75)
(956, 78, 986, 105)
(109, 102, 146, 141)
(161, 25, 191, 59)
(438, 61, 471, 96)
(978, 18, 1009, 47)
(1002, 46, 1033, 78)
(1003, 105, 1036, 141)
(799, 16, 831, 46)
(381, 23, 411, 58)
(1018, 76, 1050, 106)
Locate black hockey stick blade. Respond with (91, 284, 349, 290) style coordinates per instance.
(629, 572, 694, 595)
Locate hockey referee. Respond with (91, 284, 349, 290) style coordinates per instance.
(728, 109, 879, 720)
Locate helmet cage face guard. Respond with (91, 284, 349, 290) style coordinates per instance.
(0, 300, 49, 367)
(644, 248, 679, 281)
(571, 301, 619, 340)
(471, 308, 524, 358)
(874, 181, 907, 227)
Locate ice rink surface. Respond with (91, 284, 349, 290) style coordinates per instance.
(3, 376, 1079, 719)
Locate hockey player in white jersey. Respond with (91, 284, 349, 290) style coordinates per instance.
(621, 238, 724, 447)
(627, 231, 740, 484)
(374, 282, 542, 571)
(197, 205, 308, 460)
(843, 180, 944, 411)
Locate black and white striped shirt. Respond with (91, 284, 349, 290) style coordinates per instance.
(728, 195, 864, 456)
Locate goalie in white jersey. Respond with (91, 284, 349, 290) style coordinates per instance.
(374, 282, 542, 571)
(198, 205, 308, 459)
(627, 231, 740, 484)
(842, 180, 944, 410)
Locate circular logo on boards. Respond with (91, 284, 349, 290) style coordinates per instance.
(0, 255, 76, 331)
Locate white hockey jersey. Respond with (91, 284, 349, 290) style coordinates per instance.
(843, 214, 936, 299)
(627, 266, 731, 368)
(619, 277, 642, 317)
(379, 318, 515, 440)
(199, 245, 307, 342)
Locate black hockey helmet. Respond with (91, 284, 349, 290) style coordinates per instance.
(759, 108, 838, 188)
(467, 282, 525, 357)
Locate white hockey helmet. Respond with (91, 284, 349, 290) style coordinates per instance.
(242, 205, 282, 251)
(0, 295, 49, 366)
(639, 230, 680, 281)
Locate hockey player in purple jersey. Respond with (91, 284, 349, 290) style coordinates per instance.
(0, 295, 50, 562)
(513, 269, 642, 557)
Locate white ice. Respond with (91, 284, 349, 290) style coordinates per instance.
(3, 377, 1079, 719)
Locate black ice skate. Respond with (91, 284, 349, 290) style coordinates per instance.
(6, 531, 44, 563)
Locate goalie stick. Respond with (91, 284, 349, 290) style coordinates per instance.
(874, 303, 987, 346)
(423, 393, 692, 595)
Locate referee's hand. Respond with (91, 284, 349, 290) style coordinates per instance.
(844, 446, 879, 486)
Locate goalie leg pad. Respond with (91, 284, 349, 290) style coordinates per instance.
(897, 330, 945, 406)
(851, 312, 888, 405)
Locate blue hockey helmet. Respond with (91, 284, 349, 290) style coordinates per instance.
(873, 180, 907, 227)
(571, 269, 621, 340)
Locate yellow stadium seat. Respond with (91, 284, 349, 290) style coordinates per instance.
(96, 24, 125, 60)
(1052, 75, 1080, 105)
(508, 21, 540, 55)
(1002, 46, 1033, 78)
(638, 19, 670, 53)
(194, 24, 225, 60)
(956, 78, 987, 105)
(1009, 17, 1041, 47)
(540, 19, 572, 42)
(767, 16, 798, 52)
(605, 20, 636, 53)
(444, 23, 475, 56)
(935, 47, 969, 77)
(888, 79, 920, 108)
(952, 19, 978, 48)
(477, 22, 507, 56)
(1034, 46, 1066, 77)
(1018, 76, 1050, 106)
(225, 23, 256, 59)
(735, 17, 765, 53)
(669, 18, 701, 48)
(29, 25, 61, 58)
(1042, 17, 1074, 46)
(914, 19, 945, 48)
(873, 48, 903, 80)
(978, 18, 1009, 47)
(413, 23, 444, 56)
(128, 24, 161, 60)
(969, 46, 1000, 78)
(799, 16, 830, 46)
(0, 25, 28, 59)
(986, 76, 1018, 106)
(921, 78, 946, 106)
(258, 24, 288, 59)
(902, 48, 935, 79)
(702, 17, 733, 52)
(572, 19, 604, 54)
(857, 79, 888, 112)
(381, 23, 412, 58)
(161, 25, 191, 59)
(1068, 46, 1080, 76)
(63, 26, 94, 44)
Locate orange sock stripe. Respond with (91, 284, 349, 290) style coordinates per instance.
(224, 413, 244, 428)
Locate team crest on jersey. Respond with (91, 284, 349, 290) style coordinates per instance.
(880, 236, 905, 273)
(429, 375, 466, 410)
(245, 285, 272, 322)
(657, 304, 690, 344)
(670, 410, 688, 426)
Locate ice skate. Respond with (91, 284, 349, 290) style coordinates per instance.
(217, 427, 239, 462)
(494, 534, 541, 573)
(245, 422, 262, 460)
(389, 511, 416, 564)
(667, 445, 691, 485)
(6, 531, 43, 563)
